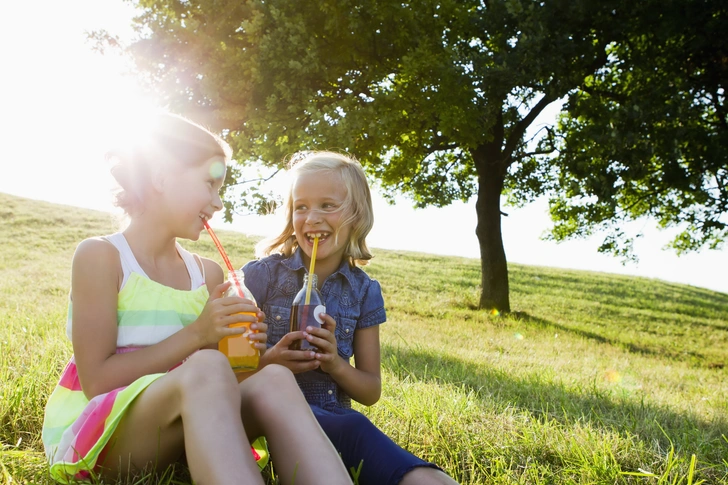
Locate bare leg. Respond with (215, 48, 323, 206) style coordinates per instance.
(401, 467, 460, 485)
(239, 364, 352, 485)
(100, 350, 263, 484)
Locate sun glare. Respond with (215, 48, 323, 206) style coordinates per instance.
(2, 21, 163, 214)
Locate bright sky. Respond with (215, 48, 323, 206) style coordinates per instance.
(2, 0, 726, 295)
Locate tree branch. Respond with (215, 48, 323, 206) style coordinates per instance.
(225, 168, 282, 187)
(503, 93, 556, 160)
(523, 148, 557, 157)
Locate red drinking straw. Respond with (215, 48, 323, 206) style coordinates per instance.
(203, 220, 243, 297)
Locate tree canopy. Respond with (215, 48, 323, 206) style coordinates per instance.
(112, 0, 725, 311)
(511, 0, 728, 260)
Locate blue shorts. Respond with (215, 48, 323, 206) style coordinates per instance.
(311, 405, 440, 485)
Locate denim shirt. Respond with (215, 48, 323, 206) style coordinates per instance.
(242, 248, 386, 410)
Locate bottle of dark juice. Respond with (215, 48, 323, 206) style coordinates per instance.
(289, 273, 325, 351)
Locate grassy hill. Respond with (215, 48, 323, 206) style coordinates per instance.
(1, 192, 727, 484)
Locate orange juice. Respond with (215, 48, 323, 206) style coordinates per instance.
(219, 312, 259, 371)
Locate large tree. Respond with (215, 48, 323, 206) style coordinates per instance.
(117, 0, 674, 311)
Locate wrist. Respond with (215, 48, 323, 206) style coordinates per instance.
(324, 355, 347, 376)
(258, 350, 272, 368)
(186, 320, 209, 348)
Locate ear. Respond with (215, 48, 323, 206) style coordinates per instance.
(150, 165, 167, 193)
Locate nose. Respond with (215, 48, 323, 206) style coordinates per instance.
(305, 208, 323, 225)
(211, 193, 223, 212)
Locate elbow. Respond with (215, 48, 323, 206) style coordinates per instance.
(79, 376, 106, 401)
(360, 395, 381, 407)
(82, 383, 102, 401)
(359, 379, 382, 407)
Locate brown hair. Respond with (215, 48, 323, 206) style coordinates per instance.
(108, 112, 232, 216)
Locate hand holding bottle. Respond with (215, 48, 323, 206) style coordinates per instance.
(261, 334, 321, 374)
(192, 281, 260, 346)
(304, 313, 343, 374)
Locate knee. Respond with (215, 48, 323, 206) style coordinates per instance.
(178, 350, 238, 398)
(241, 364, 297, 404)
(258, 363, 295, 385)
(317, 411, 373, 439)
(248, 363, 296, 392)
(339, 412, 374, 434)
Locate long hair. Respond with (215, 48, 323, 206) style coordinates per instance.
(107, 112, 232, 216)
(257, 151, 374, 266)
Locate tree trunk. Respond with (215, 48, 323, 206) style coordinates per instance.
(474, 148, 510, 312)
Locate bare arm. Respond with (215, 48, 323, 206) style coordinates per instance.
(200, 258, 225, 351)
(307, 319, 382, 406)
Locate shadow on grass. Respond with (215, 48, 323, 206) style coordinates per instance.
(381, 343, 728, 467)
(509, 311, 709, 364)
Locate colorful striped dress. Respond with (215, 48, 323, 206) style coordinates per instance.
(42, 233, 267, 482)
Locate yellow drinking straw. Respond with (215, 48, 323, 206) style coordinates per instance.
(304, 236, 319, 305)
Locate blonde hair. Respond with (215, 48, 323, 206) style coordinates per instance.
(107, 112, 232, 216)
(257, 151, 374, 266)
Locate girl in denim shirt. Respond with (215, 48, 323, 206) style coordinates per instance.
(243, 152, 458, 485)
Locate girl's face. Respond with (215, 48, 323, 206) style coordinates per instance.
(161, 156, 226, 240)
(291, 170, 351, 268)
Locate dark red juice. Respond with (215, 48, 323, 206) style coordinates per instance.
(289, 304, 322, 351)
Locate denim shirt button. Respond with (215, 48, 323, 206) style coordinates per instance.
(327, 390, 333, 395)
(345, 328, 349, 333)
(275, 315, 281, 320)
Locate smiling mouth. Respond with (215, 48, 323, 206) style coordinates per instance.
(305, 232, 330, 243)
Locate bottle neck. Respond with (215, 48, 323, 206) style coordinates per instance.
(303, 273, 318, 288)
(228, 270, 245, 282)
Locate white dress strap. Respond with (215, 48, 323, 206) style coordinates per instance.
(103, 233, 204, 290)
(103, 233, 149, 290)
(175, 242, 206, 289)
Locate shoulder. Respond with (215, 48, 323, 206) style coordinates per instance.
(347, 266, 382, 293)
(73, 237, 119, 269)
(242, 256, 277, 296)
(246, 253, 286, 267)
(71, 237, 122, 290)
(243, 254, 288, 276)
(347, 267, 385, 324)
(200, 256, 224, 286)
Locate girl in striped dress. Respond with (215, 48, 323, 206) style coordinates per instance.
(42, 113, 352, 484)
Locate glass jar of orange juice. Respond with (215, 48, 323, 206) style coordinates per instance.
(219, 270, 260, 371)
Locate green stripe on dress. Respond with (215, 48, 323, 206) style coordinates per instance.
(117, 310, 199, 326)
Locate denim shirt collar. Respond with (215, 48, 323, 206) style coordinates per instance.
(281, 247, 357, 287)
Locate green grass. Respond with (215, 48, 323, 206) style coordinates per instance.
(1, 191, 727, 484)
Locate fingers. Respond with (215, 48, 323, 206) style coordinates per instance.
(319, 312, 337, 331)
(303, 314, 337, 348)
(208, 281, 232, 301)
(217, 303, 263, 324)
(279, 330, 306, 347)
(247, 332, 267, 344)
(263, 338, 321, 374)
(276, 350, 321, 373)
(304, 331, 336, 354)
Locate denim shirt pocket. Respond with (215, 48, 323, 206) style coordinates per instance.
(335, 317, 357, 359)
(265, 305, 291, 347)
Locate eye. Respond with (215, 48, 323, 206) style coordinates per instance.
(322, 202, 339, 211)
(294, 204, 308, 212)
